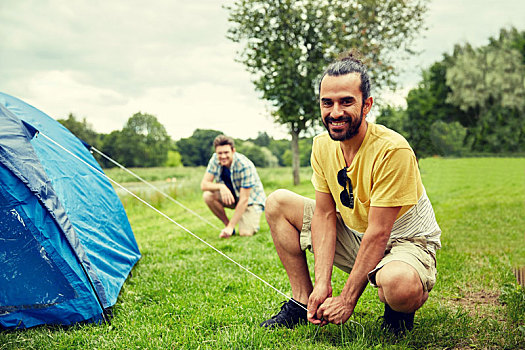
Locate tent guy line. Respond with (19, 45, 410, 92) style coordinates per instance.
(38, 132, 294, 302)
(40, 131, 365, 335)
(1, 92, 141, 329)
(94, 141, 366, 336)
(90, 146, 221, 231)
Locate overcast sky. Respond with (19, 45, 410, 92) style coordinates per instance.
(1, 0, 524, 141)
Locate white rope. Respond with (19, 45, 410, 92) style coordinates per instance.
(90, 146, 221, 231)
(39, 133, 292, 298)
(38, 132, 364, 336)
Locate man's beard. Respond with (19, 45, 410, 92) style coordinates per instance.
(323, 107, 364, 141)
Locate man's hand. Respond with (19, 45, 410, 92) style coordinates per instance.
(219, 184, 235, 206)
(315, 295, 355, 325)
(307, 283, 332, 326)
(219, 226, 234, 238)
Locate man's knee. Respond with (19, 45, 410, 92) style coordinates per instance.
(265, 189, 306, 235)
(376, 261, 426, 312)
(203, 190, 217, 204)
(265, 189, 289, 216)
(265, 189, 300, 218)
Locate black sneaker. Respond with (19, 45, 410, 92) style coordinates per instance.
(259, 299, 308, 329)
(381, 303, 415, 335)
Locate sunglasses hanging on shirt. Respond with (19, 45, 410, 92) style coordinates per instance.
(337, 167, 354, 209)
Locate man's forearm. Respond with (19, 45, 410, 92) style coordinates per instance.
(311, 211, 337, 286)
(201, 180, 224, 192)
(226, 197, 248, 229)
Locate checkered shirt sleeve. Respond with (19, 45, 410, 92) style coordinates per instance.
(231, 153, 266, 209)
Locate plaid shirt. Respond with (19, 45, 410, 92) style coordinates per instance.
(206, 152, 266, 210)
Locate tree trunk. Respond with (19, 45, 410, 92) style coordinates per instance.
(291, 129, 300, 185)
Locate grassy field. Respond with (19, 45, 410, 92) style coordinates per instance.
(1, 158, 524, 349)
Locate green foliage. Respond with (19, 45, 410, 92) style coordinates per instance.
(429, 121, 468, 156)
(235, 140, 279, 167)
(299, 138, 313, 167)
(447, 33, 525, 113)
(226, 0, 429, 183)
(499, 283, 525, 325)
(250, 131, 271, 147)
(267, 138, 290, 166)
(446, 28, 525, 152)
(102, 112, 171, 167)
(379, 26, 525, 157)
(281, 138, 312, 167)
(99, 130, 122, 167)
(259, 147, 279, 167)
(174, 130, 308, 168)
(57, 113, 101, 147)
(176, 129, 223, 166)
(165, 150, 182, 167)
(466, 104, 525, 153)
(375, 58, 463, 157)
(403, 58, 466, 157)
(375, 105, 409, 136)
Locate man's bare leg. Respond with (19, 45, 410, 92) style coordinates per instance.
(265, 189, 313, 305)
(376, 261, 428, 313)
(375, 261, 428, 334)
(203, 190, 229, 226)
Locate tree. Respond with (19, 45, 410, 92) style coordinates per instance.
(251, 131, 271, 147)
(99, 130, 123, 168)
(398, 58, 466, 157)
(375, 106, 409, 137)
(57, 113, 101, 147)
(446, 32, 525, 152)
(226, 0, 429, 184)
(267, 138, 290, 166)
(235, 140, 269, 167)
(176, 129, 223, 166)
(429, 121, 468, 156)
(165, 150, 183, 167)
(403, 65, 450, 157)
(101, 112, 171, 167)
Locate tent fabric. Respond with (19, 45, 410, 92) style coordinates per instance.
(0, 93, 141, 329)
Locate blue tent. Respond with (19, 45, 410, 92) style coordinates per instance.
(0, 93, 141, 329)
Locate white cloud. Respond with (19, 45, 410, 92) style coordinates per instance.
(1, 0, 524, 139)
(16, 69, 288, 140)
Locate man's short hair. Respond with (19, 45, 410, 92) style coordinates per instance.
(213, 134, 235, 149)
(318, 49, 371, 103)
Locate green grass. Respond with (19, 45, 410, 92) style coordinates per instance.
(1, 158, 524, 349)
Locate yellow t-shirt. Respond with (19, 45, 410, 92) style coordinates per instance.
(311, 122, 423, 234)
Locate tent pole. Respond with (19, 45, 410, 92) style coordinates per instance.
(78, 262, 110, 324)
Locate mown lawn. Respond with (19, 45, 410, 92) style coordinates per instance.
(1, 158, 524, 349)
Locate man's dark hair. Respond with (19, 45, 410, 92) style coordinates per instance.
(213, 134, 235, 149)
(318, 50, 371, 103)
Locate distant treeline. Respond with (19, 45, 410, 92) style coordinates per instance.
(59, 27, 525, 168)
(58, 113, 312, 168)
(376, 27, 525, 158)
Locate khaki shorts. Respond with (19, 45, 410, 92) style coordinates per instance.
(238, 204, 263, 235)
(217, 192, 263, 235)
(299, 197, 437, 293)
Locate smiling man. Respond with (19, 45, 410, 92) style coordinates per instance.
(260, 51, 441, 335)
(201, 134, 266, 238)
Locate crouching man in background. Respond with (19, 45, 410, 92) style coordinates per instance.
(201, 134, 266, 238)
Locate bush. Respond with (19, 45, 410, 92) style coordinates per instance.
(430, 120, 468, 156)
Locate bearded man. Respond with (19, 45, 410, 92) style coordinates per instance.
(259, 51, 441, 335)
